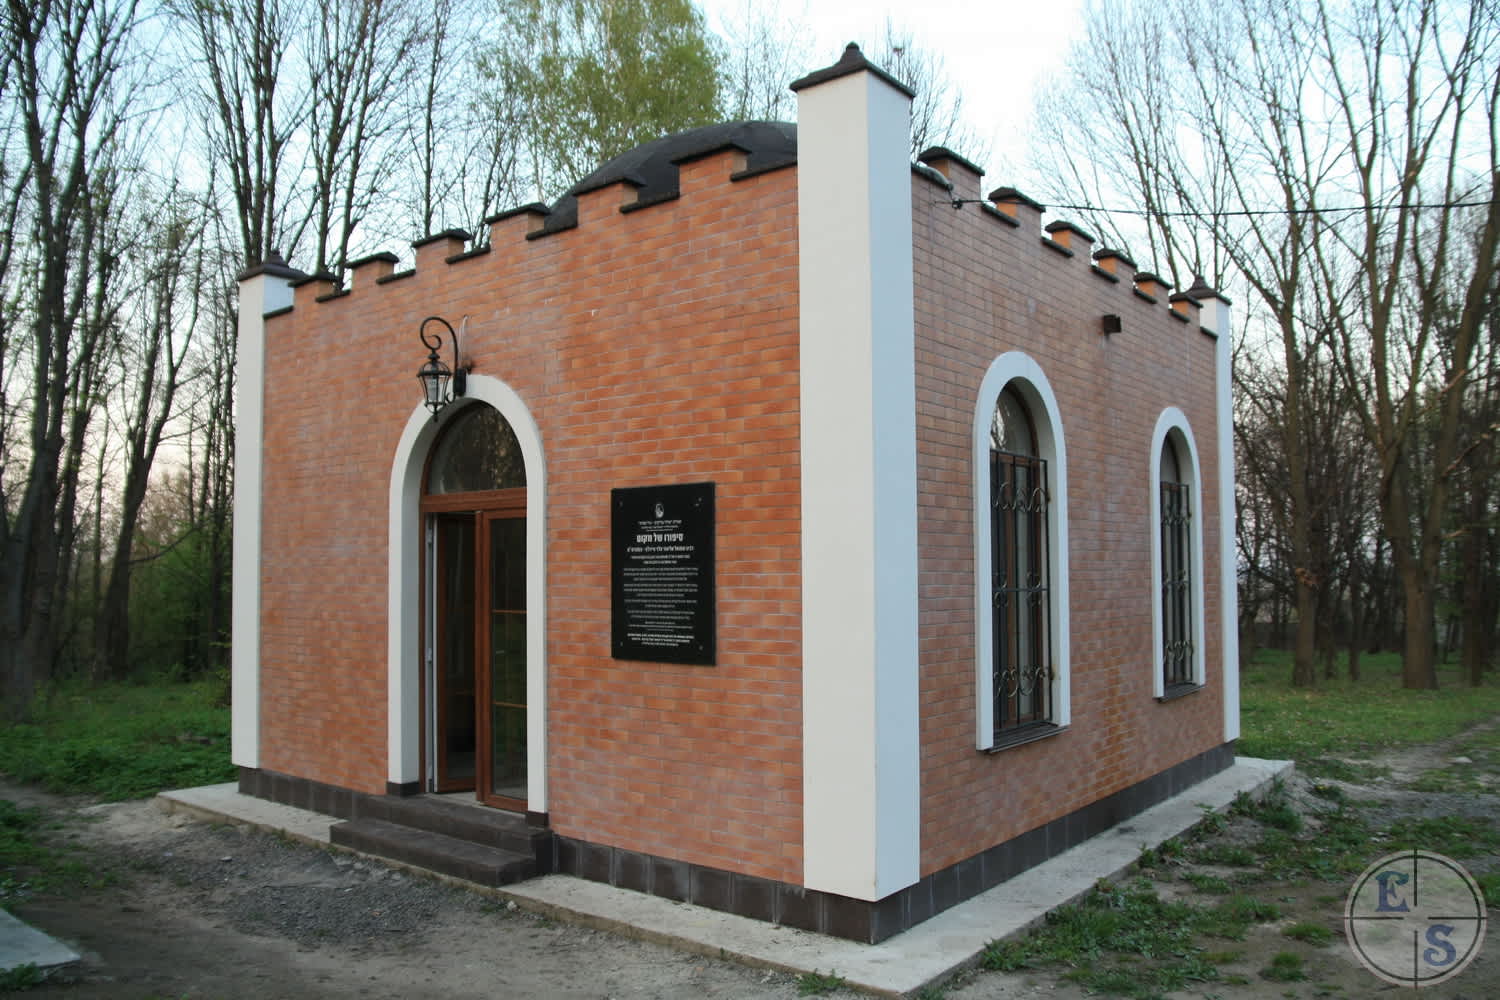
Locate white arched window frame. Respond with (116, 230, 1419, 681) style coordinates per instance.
(973, 353, 1070, 751)
(388, 377, 548, 810)
(1149, 408, 1206, 697)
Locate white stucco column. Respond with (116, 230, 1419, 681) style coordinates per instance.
(793, 45, 921, 901)
(232, 256, 299, 769)
(1196, 286, 1239, 742)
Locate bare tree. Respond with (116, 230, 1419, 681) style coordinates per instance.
(92, 187, 204, 679)
(1306, 0, 1500, 688)
(0, 0, 142, 717)
(712, 0, 810, 123)
(395, 0, 523, 243)
(169, 0, 308, 268)
(303, 0, 418, 275)
(1031, 0, 1331, 686)
(874, 21, 991, 163)
(1031, 0, 1500, 688)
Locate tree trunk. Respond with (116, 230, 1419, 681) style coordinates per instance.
(1347, 555, 1362, 681)
(1292, 581, 1317, 687)
(1460, 485, 1493, 686)
(1399, 558, 1439, 690)
(93, 483, 143, 681)
(0, 482, 62, 721)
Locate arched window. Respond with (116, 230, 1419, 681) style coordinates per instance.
(1159, 437, 1193, 689)
(974, 352, 1070, 751)
(421, 400, 529, 807)
(989, 388, 1051, 734)
(427, 404, 526, 494)
(1150, 411, 1205, 697)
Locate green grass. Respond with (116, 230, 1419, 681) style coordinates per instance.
(1409, 724, 1500, 792)
(795, 970, 845, 995)
(1184, 871, 1232, 894)
(1283, 921, 1334, 945)
(1476, 871, 1500, 908)
(0, 678, 235, 801)
(1260, 951, 1306, 982)
(0, 799, 100, 910)
(980, 878, 1287, 998)
(1237, 650, 1500, 762)
(1382, 814, 1500, 858)
(0, 962, 44, 991)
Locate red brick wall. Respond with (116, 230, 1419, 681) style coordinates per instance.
(258, 150, 805, 882)
(257, 145, 1226, 890)
(910, 174, 1225, 875)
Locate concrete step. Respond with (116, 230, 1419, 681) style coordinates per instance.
(353, 796, 551, 865)
(330, 817, 537, 887)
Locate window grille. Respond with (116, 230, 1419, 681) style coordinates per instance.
(1160, 479, 1193, 688)
(991, 451, 1052, 739)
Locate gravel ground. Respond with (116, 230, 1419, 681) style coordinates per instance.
(5, 717, 1499, 999)
(6, 791, 813, 999)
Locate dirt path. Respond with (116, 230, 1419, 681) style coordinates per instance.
(6, 791, 807, 999)
(5, 719, 1499, 1000)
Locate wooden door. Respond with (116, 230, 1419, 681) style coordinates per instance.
(478, 511, 527, 808)
(432, 514, 477, 791)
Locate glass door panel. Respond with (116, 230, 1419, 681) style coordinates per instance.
(434, 515, 476, 791)
(483, 514, 527, 805)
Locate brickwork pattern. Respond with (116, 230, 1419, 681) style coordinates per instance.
(255, 142, 1228, 892)
(258, 150, 805, 882)
(910, 167, 1225, 875)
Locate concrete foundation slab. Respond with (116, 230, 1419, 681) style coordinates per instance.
(0, 909, 80, 976)
(158, 757, 1292, 997)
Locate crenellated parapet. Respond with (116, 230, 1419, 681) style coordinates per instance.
(908, 165, 1224, 341)
(257, 113, 1221, 349)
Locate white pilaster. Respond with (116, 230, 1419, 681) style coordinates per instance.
(1201, 294, 1239, 742)
(232, 261, 297, 769)
(794, 46, 920, 901)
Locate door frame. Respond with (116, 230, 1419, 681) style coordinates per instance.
(421, 490, 527, 806)
(388, 381, 548, 816)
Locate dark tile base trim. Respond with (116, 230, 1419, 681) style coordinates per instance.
(238, 766, 363, 820)
(240, 743, 1234, 944)
(549, 742, 1236, 943)
(387, 780, 422, 797)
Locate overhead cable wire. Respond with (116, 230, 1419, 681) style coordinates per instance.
(945, 196, 1500, 218)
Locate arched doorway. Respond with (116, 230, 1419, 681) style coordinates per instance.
(421, 403, 527, 808)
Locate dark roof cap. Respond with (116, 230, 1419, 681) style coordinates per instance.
(987, 186, 1045, 211)
(1186, 273, 1232, 305)
(345, 251, 400, 268)
(1045, 219, 1095, 243)
(236, 250, 305, 283)
(288, 270, 338, 289)
(534, 121, 797, 237)
(1092, 247, 1137, 269)
(918, 146, 984, 177)
(412, 229, 472, 249)
(789, 43, 915, 98)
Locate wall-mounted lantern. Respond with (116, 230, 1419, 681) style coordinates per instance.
(1101, 313, 1122, 336)
(417, 315, 468, 418)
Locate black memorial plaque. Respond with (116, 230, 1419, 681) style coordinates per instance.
(611, 482, 716, 665)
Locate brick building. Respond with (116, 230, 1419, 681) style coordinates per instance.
(231, 45, 1240, 942)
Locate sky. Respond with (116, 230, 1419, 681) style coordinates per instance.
(698, 0, 1087, 181)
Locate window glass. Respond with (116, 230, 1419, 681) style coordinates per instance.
(427, 405, 526, 494)
(1160, 435, 1194, 688)
(1160, 437, 1181, 483)
(991, 389, 1036, 456)
(990, 383, 1051, 739)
